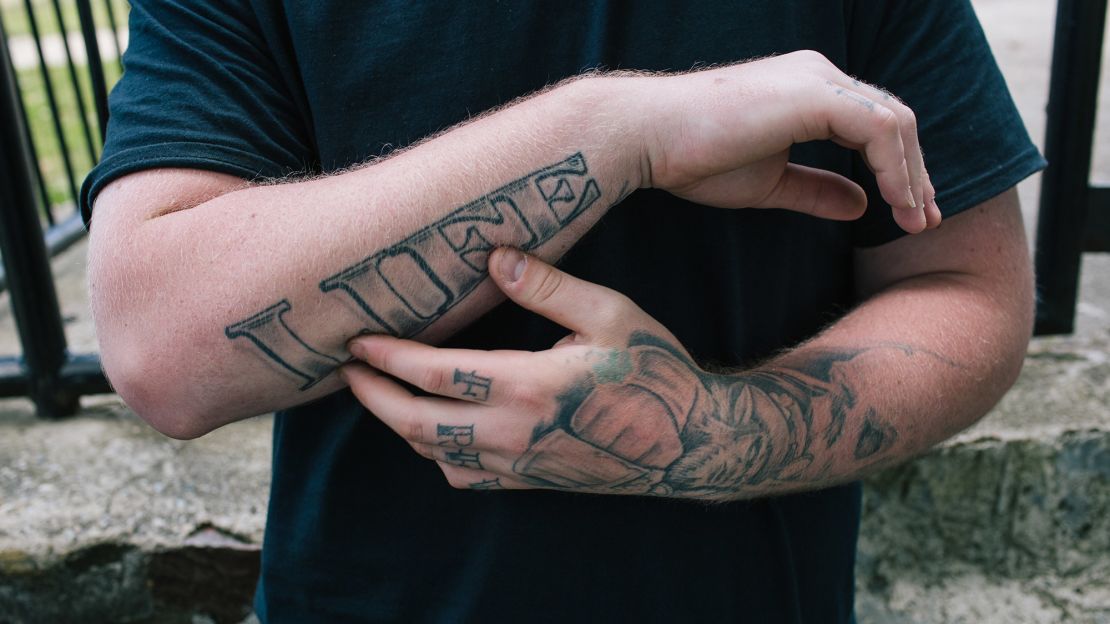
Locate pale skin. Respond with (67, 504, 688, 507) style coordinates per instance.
(88, 51, 1032, 501)
(341, 186, 1031, 499)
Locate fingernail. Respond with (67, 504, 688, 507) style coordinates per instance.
(906, 186, 917, 209)
(499, 248, 526, 283)
(348, 339, 367, 360)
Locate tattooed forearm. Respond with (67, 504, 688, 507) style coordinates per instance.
(225, 154, 602, 389)
(513, 332, 953, 500)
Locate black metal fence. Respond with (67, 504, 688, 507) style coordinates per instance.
(0, 0, 120, 417)
(0, 0, 1107, 418)
(1035, 0, 1110, 334)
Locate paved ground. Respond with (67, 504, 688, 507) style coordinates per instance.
(0, 1, 1108, 622)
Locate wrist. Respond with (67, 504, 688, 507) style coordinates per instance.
(559, 74, 653, 191)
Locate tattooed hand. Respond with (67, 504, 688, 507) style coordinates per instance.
(341, 249, 925, 500)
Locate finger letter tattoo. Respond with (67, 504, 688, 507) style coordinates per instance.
(437, 424, 476, 447)
(453, 369, 492, 401)
(444, 449, 483, 470)
(469, 478, 503, 490)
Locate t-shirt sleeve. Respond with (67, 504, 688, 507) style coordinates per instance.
(79, 0, 314, 225)
(845, 0, 1046, 247)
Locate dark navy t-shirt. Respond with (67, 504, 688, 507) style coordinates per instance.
(83, 1, 1043, 622)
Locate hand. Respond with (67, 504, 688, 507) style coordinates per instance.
(340, 248, 726, 497)
(628, 50, 940, 233)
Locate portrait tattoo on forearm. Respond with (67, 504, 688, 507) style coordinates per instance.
(225, 153, 602, 389)
(512, 332, 953, 499)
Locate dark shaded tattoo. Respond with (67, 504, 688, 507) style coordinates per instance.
(437, 424, 476, 448)
(444, 449, 483, 470)
(453, 369, 492, 401)
(853, 411, 897, 459)
(512, 332, 952, 499)
(224, 300, 342, 389)
(226, 154, 603, 388)
(469, 478, 504, 491)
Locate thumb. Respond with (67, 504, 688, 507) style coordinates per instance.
(489, 248, 638, 340)
(755, 163, 867, 221)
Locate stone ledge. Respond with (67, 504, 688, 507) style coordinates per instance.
(0, 398, 269, 623)
(856, 328, 1110, 623)
(0, 537, 259, 624)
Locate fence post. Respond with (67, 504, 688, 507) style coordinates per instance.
(0, 25, 79, 417)
(1035, 0, 1109, 335)
(76, 0, 111, 141)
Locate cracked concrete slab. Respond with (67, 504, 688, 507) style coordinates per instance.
(0, 397, 269, 623)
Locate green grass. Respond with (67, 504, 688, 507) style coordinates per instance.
(2, 0, 128, 39)
(17, 60, 122, 211)
(4, 0, 128, 218)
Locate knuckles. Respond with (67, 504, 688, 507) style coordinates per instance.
(784, 49, 834, 70)
(405, 419, 427, 445)
(420, 366, 449, 396)
(872, 104, 901, 134)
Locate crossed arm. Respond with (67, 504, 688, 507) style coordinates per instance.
(89, 52, 939, 438)
(88, 51, 1032, 500)
(340, 190, 1032, 499)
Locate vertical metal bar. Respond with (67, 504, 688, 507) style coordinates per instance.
(1034, 0, 1108, 335)
(49, 0, 99, 165)
(22, 0, 81, 211)
(101, 0, 123, 72)
(76, 0, 109, 142)
(0, 23, 79, 418)
(3, 24, 52, 227)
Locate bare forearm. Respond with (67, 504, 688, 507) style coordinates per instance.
(90, 78, 639, 436)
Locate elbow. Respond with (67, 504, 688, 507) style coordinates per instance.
(91, 249, 218, 440)
(1000, 272, 1036, 391)
(100, 336, 215, 440)
(974, 284, 1035, 416)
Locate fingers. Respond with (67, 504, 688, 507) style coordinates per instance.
(780, 52, 932, 233)
(488, 248, 649, 343)
(755, 163, 868, 219)
(921, 170, 942, 228)
(819, 76, 940, 233)
(348, 335, 525, 405)
(812, 83, 923, 232)
(342, 363, 531, 491)
(841, 78, 941, 231)
(420, 445, 527, 491)
(340, 363, 470, 442)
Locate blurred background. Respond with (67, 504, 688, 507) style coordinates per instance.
(0, 0, 1106, 622)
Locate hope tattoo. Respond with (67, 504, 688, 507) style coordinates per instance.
(225, 154, 602, 388)
(511, 332, 952, 499)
